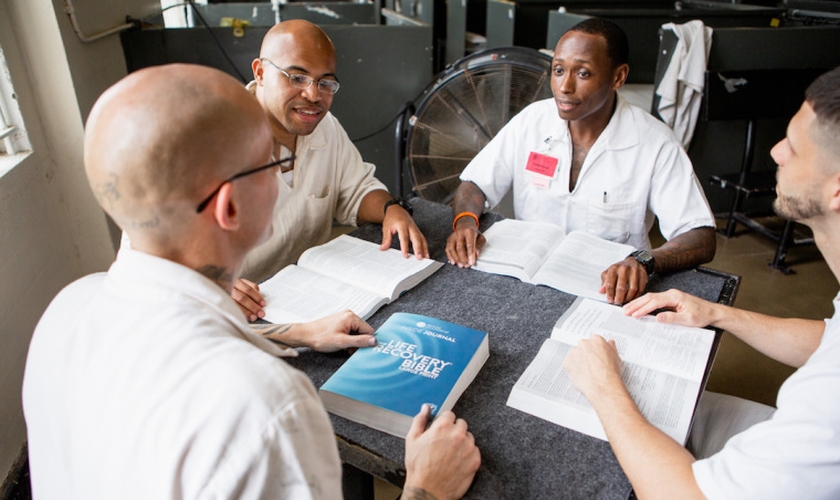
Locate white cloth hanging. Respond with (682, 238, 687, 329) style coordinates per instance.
(655, 20, 713, 150)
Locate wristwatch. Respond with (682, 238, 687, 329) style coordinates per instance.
(630, 250, 655, 275)
(383, 197, 413, 217)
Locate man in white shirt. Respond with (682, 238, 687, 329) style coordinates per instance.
(23, 64, 480, 500)
(564, 66, 840, 500)
(446, 18, 716, 304)
(234, 20, 428, 322)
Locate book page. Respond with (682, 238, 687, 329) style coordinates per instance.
(297, 235, 442, 300)
(551, 298, 714, 381)
(530, 231, 635, 301)
(472, 219, 565, 281)
(506, 339, 608, 439)
(506, 338, 702, 443)
(259, 265, 385, 324)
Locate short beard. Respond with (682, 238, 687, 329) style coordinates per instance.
(773, 193, 822, 221)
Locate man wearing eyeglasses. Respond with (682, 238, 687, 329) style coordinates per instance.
(233, 20, 428, 322)
(23, 63, 479, 500)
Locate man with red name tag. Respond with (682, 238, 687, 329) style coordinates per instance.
(445, 19, 716, 304)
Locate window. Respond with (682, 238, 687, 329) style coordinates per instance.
(0, 43, 32, 173)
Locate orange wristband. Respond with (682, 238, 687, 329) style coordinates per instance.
(452, 211, 480, 232)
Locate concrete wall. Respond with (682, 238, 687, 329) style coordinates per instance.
(0, 0, 158, 484)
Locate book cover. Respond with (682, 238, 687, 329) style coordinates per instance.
(319, 312, 490, 437)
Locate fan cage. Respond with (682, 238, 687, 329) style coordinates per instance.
(405, 47, 553, 204)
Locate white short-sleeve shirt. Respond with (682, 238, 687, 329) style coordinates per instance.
(460, 95, 714, 250)
(692, 295, 840, 500)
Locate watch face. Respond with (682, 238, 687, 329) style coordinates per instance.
(633, 250, 654, 273)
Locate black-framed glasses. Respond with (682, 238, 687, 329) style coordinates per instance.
(260, 58, 341, 95)
(196, 155, 295, 213)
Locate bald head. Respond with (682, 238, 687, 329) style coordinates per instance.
(260, 20, 335, 62)
(85, 64, 272, 242)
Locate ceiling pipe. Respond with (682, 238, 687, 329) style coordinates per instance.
(64, 0, 135, 44)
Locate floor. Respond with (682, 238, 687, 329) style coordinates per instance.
(5, 217, 836, 500)
(699, 218, 837, 407)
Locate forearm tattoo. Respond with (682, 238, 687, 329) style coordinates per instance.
(654, 227, 716, 273)
(254, 323, 294, 337)
(401, 487, 440, 500)
(452, 181, 487, 219)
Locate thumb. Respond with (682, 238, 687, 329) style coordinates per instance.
(406, 403, 431, 440)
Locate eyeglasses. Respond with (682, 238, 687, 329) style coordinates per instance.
(196, 155, 295, 213)
(260, 58, 341, 95)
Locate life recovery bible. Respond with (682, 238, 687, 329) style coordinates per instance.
(319, 312, 490, 438)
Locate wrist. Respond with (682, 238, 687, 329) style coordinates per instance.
(452, 211, 479, 232)
(384, 197, 413, 217)
(401, 484, 441, 500)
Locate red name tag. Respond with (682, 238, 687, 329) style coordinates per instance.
(525, 151, 559, 177)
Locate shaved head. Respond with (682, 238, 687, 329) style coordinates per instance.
(84, 64, 272, 245)
(259, 20, 335, 62)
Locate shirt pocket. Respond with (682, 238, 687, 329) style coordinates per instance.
(586, 199, 633, 243)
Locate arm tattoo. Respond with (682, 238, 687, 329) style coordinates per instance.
(253, 323, 294, 337)
(652, 227, 716, 273)
(400, 487, 440, 500)
(452, 181, 487, 220)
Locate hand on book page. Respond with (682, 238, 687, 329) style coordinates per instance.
(404, 404, 481, 500)
(598, 256, 649, 305)
(623, 289, 717, 328)
(380, 202, 430, 260)
(232, 278, 266, 322)
(563, 335, 625, 405)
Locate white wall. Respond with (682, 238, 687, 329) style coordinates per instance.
(0, 0, 158, 483)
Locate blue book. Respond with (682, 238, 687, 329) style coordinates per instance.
(319, 312, 490, 437)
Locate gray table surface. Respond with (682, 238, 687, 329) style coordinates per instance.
(285, 198, 739, 499)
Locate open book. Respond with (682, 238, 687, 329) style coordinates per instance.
(472, 219, 636, 301)
(320, 312, 489, 437)
(506, 297, 715, 444)
(258, 235, 443, 324)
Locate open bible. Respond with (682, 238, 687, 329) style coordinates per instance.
(506, 297, 715, 444)
(472, 219, 636, 301)
(258, 235, 443, 324)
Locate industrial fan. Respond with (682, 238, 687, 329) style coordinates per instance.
(397, 47, 553, 204)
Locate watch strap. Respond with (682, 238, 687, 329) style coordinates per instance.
(383, 197, 413, 216)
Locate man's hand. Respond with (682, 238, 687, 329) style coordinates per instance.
(599, 256, 649, 304)
(403, 405, 481, 500)
(254, 310, 376, 352)
(381, 205, 430, 259)
(563, 334, 624, 399)
(445, 219, 486, 268)
(232, 278, 266, 322)
(622, 289, 716, 327)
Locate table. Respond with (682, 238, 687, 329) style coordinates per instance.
(285, 198, 739, 499)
